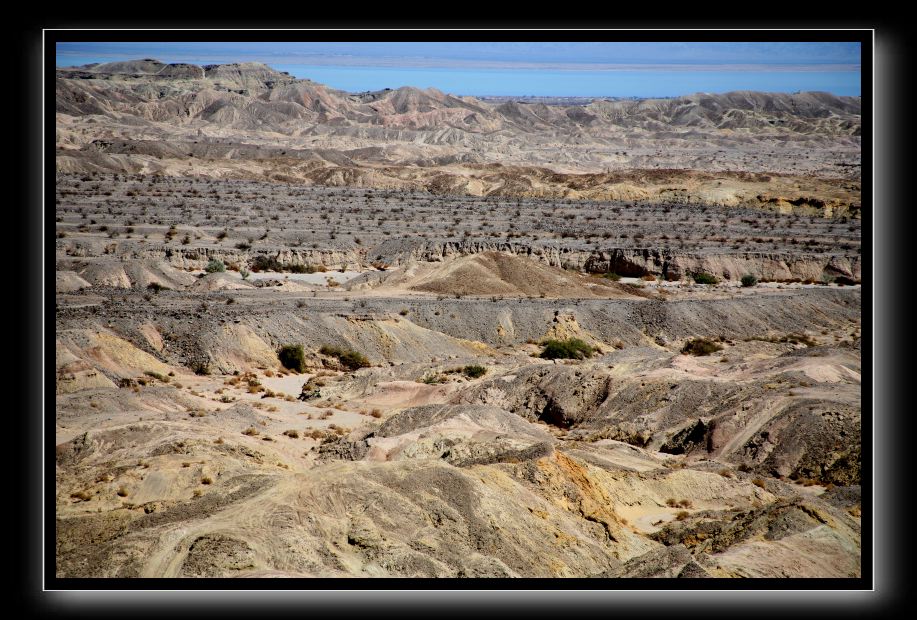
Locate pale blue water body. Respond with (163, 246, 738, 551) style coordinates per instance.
(269, 65, 861, 98)
(56, 45, 861, 98)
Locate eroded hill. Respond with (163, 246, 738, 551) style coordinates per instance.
(56, 60, 860, 215)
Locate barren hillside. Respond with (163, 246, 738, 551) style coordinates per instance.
(56, 60, 861, 214)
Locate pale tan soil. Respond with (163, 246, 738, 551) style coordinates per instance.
(54, 62, 861, 579)
(55, 266, 861, 578)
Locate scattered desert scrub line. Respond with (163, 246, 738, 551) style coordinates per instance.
(744, 333, 817, 347)
(249, 255, 327, 273)
(665, 498, 693, 508)
(441, 365, 488, 379)
(419, 371, 447, 385)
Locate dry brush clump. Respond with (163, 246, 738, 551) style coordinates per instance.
(461, 365, 487, 379)
(745, 333, 817, 347)
(318, 345, 370, 370)
(680, 338, 724, 356)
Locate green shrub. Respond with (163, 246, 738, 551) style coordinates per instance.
(205, 259, 225, 273)
(338, 350, 370, 370)
(741, 274, 758, 287)
(319, 345, 370, 371)
(692, 272, 718, 285)
(462, 365, 487, 379)
(539, 338, 596, 360)
(278, 344, 306, 372)
(680, 337, 723, 356)
(601, 272, 621, 281)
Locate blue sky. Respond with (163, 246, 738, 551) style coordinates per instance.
(56, 42, 862, 97)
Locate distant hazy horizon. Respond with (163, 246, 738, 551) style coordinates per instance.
(56, 42, 862, 98)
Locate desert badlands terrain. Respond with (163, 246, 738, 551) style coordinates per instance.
(54, 60, 862, 578)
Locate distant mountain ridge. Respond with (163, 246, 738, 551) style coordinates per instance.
(57, 59, 860, 135)
(55, 59, 861, 213)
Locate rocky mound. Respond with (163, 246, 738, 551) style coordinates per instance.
(352, 252, 639, 298)
(189, 272, 254, 292)
(318, 403, 556, 465)
(64, 258, 197, 290)
(56, 270, 92, 293)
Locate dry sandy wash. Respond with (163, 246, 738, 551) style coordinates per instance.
(54, 60, 862, 579)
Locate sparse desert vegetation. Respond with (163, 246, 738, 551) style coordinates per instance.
(741, 274, 759, 287)
(462, 365, 487, 379)
(681, 337, 725, 356)
(277, 344, 306, 373)
(318, 345, 370, 370)
(52, 57, 862, 580)
(539, 338, 597, 360)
